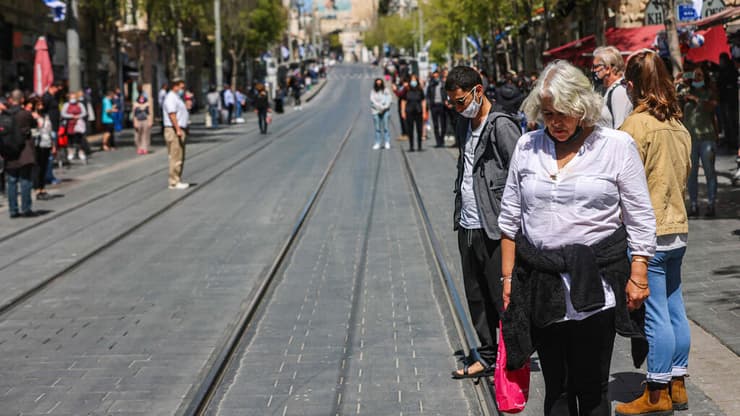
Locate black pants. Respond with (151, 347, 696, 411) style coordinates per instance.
(227, 104, 234, 123)
(457, 228, 502, 364)
(719, 96, 738, 148)
(431, 104, 447, 146)
(534, 308, 616, 416)
(406, 112, 423, 151)
(446, 108, 459, 146)
(398, 100, 408, 135)
(258, 109, 268, 134)
(33, 147, 51, 190)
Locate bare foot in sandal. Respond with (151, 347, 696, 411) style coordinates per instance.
(451, 360, 493, 379)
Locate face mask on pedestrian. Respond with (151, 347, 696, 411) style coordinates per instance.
(69, 98, 77, 104)
(178, 89, 185, 97)
(692, 80, 705, 88)
(410, 80, 418, 88)
(459, 87, 482, 119)
(374, 83, 383, 91)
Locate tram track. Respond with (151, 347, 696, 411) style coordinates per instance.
(0, 114, 310, 245)
(399, 146, 500, 416)
(0, 111, 317, 318)
(181, 110, 363, 415)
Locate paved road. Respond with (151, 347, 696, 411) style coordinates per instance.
(0, 64, 737, 415)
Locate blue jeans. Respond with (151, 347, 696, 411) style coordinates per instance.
(6, 165, 33, 216)
(688, 140, 717, 205)
(373, 111, 390, 146)
(644, 247, 691, 383)
(208, 105, 219, 128)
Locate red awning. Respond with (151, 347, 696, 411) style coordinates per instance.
(686, 25, 731, 64)
(544, 25, 664, 67)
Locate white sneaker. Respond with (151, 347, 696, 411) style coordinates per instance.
(67, 152, 75, 161)
(384, 143, 391, 149)
(168, 182, 190, 190)
(372, 143, 381, 150)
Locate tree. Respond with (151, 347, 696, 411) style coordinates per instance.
(221, 0, 287, 88)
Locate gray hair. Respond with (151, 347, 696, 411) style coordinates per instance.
(9, 89, 23, 105)
(593, 45, 625, 74)
(521, 60, 603, 127)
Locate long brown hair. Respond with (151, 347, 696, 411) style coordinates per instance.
(624, 49, 682, 122)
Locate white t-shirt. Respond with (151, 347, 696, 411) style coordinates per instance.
(459, 120, 486, 229)
(162, 91, 189, 128)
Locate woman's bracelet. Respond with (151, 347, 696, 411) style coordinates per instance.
(500, 276, 512, 283)
(629, 278, 649, 290)
(632, 257, 649, 266)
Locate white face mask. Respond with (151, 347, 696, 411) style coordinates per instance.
(459, 88, 482, 119)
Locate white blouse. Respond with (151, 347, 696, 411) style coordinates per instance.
(499, 126, 657, 320)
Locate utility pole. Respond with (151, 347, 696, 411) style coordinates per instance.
(67, 0, 81, 91)
(417, 1, 423, 53)
(214, 0, 223, 89)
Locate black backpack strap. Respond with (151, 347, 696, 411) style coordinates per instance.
(606, 85, 617, 128)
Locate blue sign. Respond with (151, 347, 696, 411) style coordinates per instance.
(678, 4, 698, 21)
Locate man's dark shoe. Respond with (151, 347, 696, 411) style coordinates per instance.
(9, 213, 20, 219)
(688, 203, 699, 217)
(22, 211, 40, 218)
(705, 204, 715, 217)
(36, 192, 51, 201)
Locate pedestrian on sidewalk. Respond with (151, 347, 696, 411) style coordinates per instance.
(499, 60, 656, 416)
(29, 97, 54, 200)
(290, 73, 303, 111)
(443, 66, 521, 380)
(61, 92, 89, 163)
(206, 86, 220, 129)
(254, 84, 271, 135)
(78, 89, 95, 156)
(426, 70, 448, 148)
(392, 78, 409, 141)
(132, 95, 152, 154)
(222, 84, 235, 124)
(683, 66, 719, 217)
(401, 74, 426, 152)
(101, 90, 117, 151)
(615, 46, 693, 416)
(162, 79, 189, 190)
(370, 78, 392, 149)
(113, 87, 124, 134)
(593, 46, 633, 129)
(2, 90, 38, 217)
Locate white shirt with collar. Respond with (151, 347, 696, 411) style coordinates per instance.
(499, 126, 656, 321)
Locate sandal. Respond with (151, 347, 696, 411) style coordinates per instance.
(451, 359, 494, 379)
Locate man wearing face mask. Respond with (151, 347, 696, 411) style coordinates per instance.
(162, 79, 190, 190)
(445, 66, 522, 379)
(593, 46, 633, 129)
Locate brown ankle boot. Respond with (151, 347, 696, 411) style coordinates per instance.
(670, 376, 688, 410)
(615, 383, 674, 416)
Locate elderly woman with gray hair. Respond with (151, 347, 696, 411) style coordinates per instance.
(498, 60, 657, 416)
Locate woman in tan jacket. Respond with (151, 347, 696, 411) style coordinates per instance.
(616, 49, 692, 416)
(132, 95, 152, 154)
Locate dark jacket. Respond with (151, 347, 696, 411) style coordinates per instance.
(502, 226, 647, 370)
(425, 78, 448, 107)
(453, 109, 521, 239)
(4, 105, 36, 169)
(42, 91, 60, 130)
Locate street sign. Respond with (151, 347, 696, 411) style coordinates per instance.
(644, 0, 696, 25)
(701, 0, 726, 18)
(678, 4, 698, 21)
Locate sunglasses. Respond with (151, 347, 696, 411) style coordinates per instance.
(453, 87, 476, 105)
(591, 63, 606, 71)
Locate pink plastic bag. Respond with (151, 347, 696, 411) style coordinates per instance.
(494, 322, 530, 413)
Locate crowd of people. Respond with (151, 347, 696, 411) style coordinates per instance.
(397, 46, 737, 416)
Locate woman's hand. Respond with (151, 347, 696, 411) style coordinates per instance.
(626, 260, 649, 311)
(503, 279, 511, 310)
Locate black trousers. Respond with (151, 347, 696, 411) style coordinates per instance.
(458, 228, 502, 364)
(446, 107, 459, 146)
(33, 147, 51, 190)
(406, 112, 423, 151)
(534, 308, 616, 416)
(398, 100, 408, 135)
(431, 104, 447, 146)
(258, 109, 268, 133)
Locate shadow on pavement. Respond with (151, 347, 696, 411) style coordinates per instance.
(608, 371, 645, 403)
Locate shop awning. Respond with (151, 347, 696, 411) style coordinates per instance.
(688, 6, 740, 29)
(543, 25, 663, 67)
(544, 22, 731, 67)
